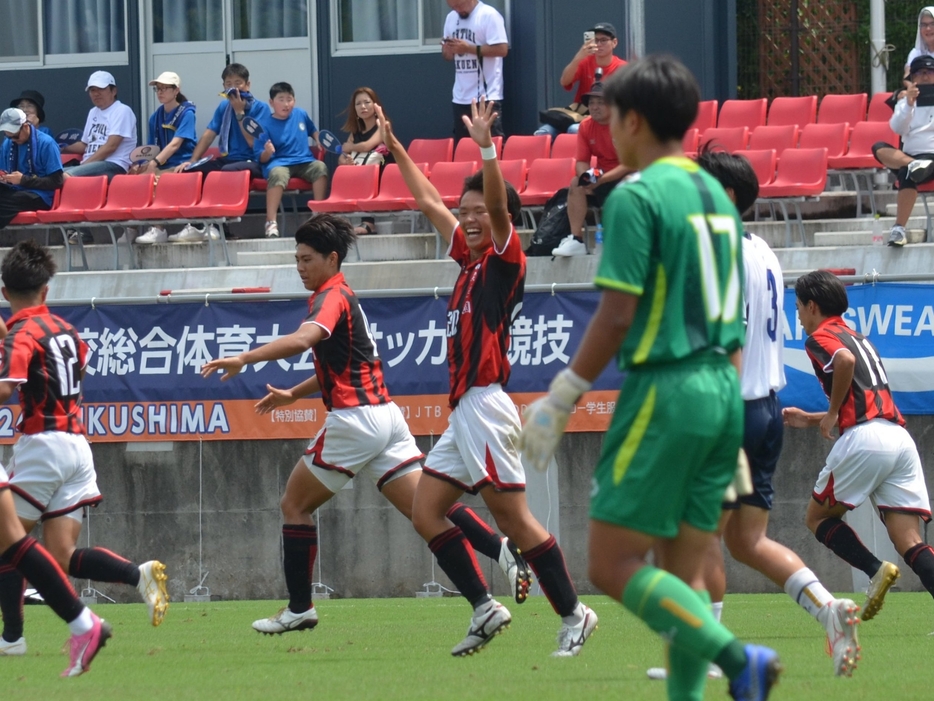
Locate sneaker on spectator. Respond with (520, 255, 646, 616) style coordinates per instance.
(551, 235, 587, 257)
(135, 226, 168, 244)
(67, 230, 93, 245)
(205, 224, 221, 240)
(906, 159, 934, 184)
(887, 225, 907, 247)
(265, 220, 280, 238)
(170, 224, 206, 242)
(116, 227, 138, 245)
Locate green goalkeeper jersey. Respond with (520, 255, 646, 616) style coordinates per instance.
(595, 156, 745, 371)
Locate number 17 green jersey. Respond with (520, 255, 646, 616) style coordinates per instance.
(595, 157, 745, 370)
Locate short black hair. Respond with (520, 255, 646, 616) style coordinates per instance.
(294, 213, 357, 268)
(270, 82, 294, 100)
(794, 270, 849, 317)
(603, 54, 699, 142)
(222, 63, 249, 82)
(1, 239, 56, 296)
(461, 170, 522, 224)
(695, 145, 760, 215)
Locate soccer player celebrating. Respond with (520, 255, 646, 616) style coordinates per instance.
(379, 100, 596, 658)
(519, 56, 780, 701)
(784, 270, 934, 621)
(201, 213, 529, 634)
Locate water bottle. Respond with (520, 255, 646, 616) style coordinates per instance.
(871, 213, 883, 246)
(594, 223, 603, 254)
(594, 67, 604, 83)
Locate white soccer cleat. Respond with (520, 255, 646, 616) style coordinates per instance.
(137, 560, 170, 627)
(0, 636, 26, 656)
(552, 603, 598, 657)
(862, 561, 900, 621)
(823, 598, 860, 677)
(498, 538, 532, 604)
(647, 665, 722, 680)
(451, 600, 511, 657)
(252, 606, 319, 635)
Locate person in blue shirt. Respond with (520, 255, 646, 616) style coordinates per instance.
(0, 108, 63, 230)
(256, 82, 328, 238)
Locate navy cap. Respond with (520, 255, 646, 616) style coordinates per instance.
(911, 55, 934, 75)
(591, 22, 617, 39)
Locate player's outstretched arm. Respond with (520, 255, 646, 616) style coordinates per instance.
(255, 375, 320, 415)
(377, 104, 457, 242)
(520, 289, 638, 471)
(464, 98, 511, 249)
(202, 323, 324, 382)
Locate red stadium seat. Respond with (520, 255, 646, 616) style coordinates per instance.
(453, 136, 502, 162)
(408, 138, 454, 172)
(699, 127, 749, 153)
(817, 93, 867, 125)
(767, 96, 817, 127)
(310, 164, 380, 213)
(551, 133, 578, 160)
(35, 175, 107, 223)
(867, 92, 894, 122)
(737, 149, 777, 186)
(758, 148, 828, 246)
(366, 163, 428, 212)
(798, 122, 850, 158)
(426, 161, 479, 208)
(502, 134, 551, 162)
(498, 159, 528, 194)
(9, 189, 61, 226)
(718, 98, 767, 130)
(682, 128, 699, 156)
(520, 158, 575, 206)
(131, 172, 202, 219)
(748, 125, 799, 152)
(179, 170, 250, 218)
(691, 100, 718, 133)
(828, 121, 896, 169)
(84, 174, 155, 222)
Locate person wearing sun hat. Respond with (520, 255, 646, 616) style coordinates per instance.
(9, 90, 52, 137)
(0, 107, 63, 230)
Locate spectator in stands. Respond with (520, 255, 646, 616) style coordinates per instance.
(133, 71, 198, 245)
(8, 91, 51, 137)
(61, 71, 136, 180)
(534, 22, 626, 139)
(442, 0, 508, 141)
(338, 87, 393, 235)
(0, 108, 63, 231)
(552, 81, 632, 257)
(873, 54, 934, 247)
(256, 82, 328, 238)
(906, 6, 934, 74)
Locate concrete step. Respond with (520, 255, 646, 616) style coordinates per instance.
(813, 228, 926, 246)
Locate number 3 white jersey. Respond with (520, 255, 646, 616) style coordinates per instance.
(741, 233, 786, 400)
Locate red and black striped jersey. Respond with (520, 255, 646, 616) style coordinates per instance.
(804, 316, 904, 432)
(0, 305, 87, 435)
(304, 272, 390, 411)
(446, 224, 526, 407)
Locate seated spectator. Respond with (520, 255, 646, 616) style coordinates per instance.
(133, 71, 198, 245)
(0, 108, 63, 232)
(338, 87, 393, 235)
(906, 6, 934, 74)
(9, 90, 52, 137)
(552, 81, 632, 257)
(535, 22, 626, 138)
(256, 82, 328, 238)
(61, 71, 136, 180)
(873, 54, 934, 247)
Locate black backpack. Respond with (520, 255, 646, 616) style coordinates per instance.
(525, 188, 571, 257)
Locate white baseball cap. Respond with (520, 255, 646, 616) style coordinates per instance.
(149, 71, 181, 88)
(0, 108, 27, 134)
(86, 70, 116, 90)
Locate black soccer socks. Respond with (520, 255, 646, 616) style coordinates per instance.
(282, 524, 317, 613)
(429, 527, 490, 608)
(70, 547, 141, 586)
(815, 517, 883, 578)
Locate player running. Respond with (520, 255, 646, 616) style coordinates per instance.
(784, 270, 934, 621)
(519, 56, 781, 701)
(380, 99, 596, 658)
(201, 213, 529, 635)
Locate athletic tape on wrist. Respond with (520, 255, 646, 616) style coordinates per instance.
(479, 144, 497, 161)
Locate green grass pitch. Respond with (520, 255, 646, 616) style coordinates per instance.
(3, 593, 934, 699)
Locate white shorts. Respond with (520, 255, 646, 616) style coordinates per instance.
(9, 432, 102, 523)
(302, 402, 423, 493)
(424, 384, 525, 494)
(813, 419, 931, 520)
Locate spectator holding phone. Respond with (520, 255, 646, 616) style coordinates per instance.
(872, 55, 934, 246)
(8, 91, 52, 138)
(0, 108, 63, 231)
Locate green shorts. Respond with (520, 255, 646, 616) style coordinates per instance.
(590, 353, 743, 538)
(267, 161, 328, 189)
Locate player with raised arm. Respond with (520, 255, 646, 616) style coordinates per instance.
(519, 56, 780, 701)
(784, 270, 934, 621)
(201, 214, 529, 634)
(379, 99, 595, 658)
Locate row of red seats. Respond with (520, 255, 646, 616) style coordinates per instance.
(692, 93, 894, 133)
(406, 133, 581, 173)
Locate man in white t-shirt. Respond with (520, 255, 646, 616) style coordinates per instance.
(62, 71, 137, 180)
(442, 0, 508, 141)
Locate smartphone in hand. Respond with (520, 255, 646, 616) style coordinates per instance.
(584, 31, 595, 44)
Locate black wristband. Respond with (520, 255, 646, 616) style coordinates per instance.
(476, 45, 482, 59)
